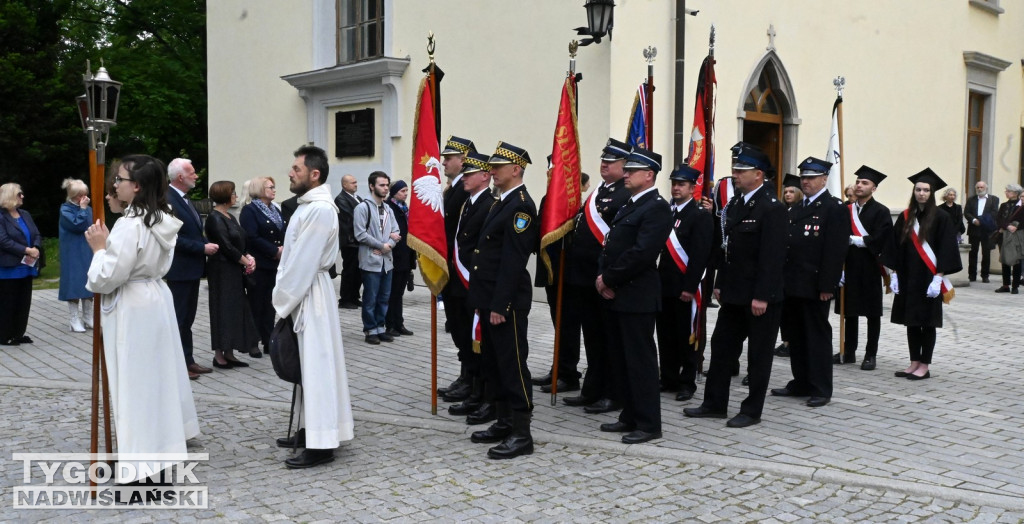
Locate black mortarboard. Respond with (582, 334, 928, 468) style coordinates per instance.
(854, 165, 887, 186)
(782, 173, 801, 188)
(907, 168, 947, 191)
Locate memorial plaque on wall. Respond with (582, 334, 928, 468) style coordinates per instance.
(335, 108, 375, 157)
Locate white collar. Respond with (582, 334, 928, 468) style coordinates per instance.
(673, 198, 692, 211)
(170, 185, 188, 198)
(631, 186, 657, 202)
(469, 188, 488, 204)
(741, 183, 765, 204)
(805, 186, 828, 204)
(452, 174, 464, 187)
(499, 183, 524, 201)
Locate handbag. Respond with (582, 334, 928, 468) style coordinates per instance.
(269, 316, 301, 384)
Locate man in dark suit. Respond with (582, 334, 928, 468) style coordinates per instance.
(657, 164, 714, 402)
(562, 139, 632, 414)
(445, 152, 494, 422)
(771, 156, 849, 408)
(437, 135, 477, 401)
(684, 143, 787, 428)
(466, 141, 537, 460)
(834, 166, 892, 370)
(165, 158, 219, 380)
(964, 180, 998, 282)
(334, 174, 362, 308)
(596, 147, 673, 444)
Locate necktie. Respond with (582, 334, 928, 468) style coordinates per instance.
(804, 198, 810, 208)
(186, 198, 201, 223)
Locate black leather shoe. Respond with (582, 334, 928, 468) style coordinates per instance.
(860, 358, 876, 371)
(365, 335, 381, 345)
(384, 328, 402, 337)
(224, 358, 248, 368)
(982, 277, 990, 283)
(583, 399, 621, 414)
(397, 327, 414, 336)
(448, 399, 483, 416)
(284, 448, 334, 469)
(249, 348, 263, 358)
(471, 420, 513, 443)
(906, 371, 931, 380)
(1013, 288, 1019, 295)
(487, 435, 533, 459)
(465, 403, 496, 425)
(683, 406, 727, 419)
(378, 333, 394, 342)
(622, 430, 662, 444)
(540, 378, 580, 393)
(339, 301, 360, 309)
(599, 421, 635, 433)
(774, 343, 790, 357)
(832, 353, 856, 364)
(741, 375, 750, 386)
(442, 381, 472, 403)
(563, 395, 598, 407)
(995, 286, 1010, 293)
(726, 414, 761, 428)
(16, 335, 32, 344)
(437, 375, 467, 396)
(675, 390, 695, 402)
(531, 372, 552, 386)
(276, 428, 305, 448)
(212, 359, 232, 369)
(806, 397, 830, 407)
(894, 370, 910, 377)
(770, 388, 805, 397)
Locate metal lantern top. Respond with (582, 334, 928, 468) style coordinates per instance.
(83, 62, 122, 128)
(584, 0, 614, 39)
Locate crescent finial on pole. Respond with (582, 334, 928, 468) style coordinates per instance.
(427, 31, 435, 64)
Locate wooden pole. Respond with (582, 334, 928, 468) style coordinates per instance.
(549, 249, 567, 405)
(431, 294, 438, 415)
(837, 95, 847, 360)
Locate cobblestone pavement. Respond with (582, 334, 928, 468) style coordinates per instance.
(2, 280, 1024, 521)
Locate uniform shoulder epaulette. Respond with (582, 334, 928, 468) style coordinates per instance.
(519, 190, 526, 201)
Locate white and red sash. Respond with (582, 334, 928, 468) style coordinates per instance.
(583, 190, 611, 243)
(471, 312, 482, 353)
(665, 226, 704, 345)
(453, 212, 470, 289)
(904, 209, 955, 303)
(850, 203, 892, 292)
(716, 177, 735, 211)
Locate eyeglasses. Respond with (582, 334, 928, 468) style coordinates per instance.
(113, 176, 134, 184)
(17, 192, 24, 198)
(265, 186, 276, 190)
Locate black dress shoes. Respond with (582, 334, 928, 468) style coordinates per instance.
(276, 428, 305, 448)
(741, 375, 750, 386)
(770, 388, 805, 397)
(806, 397, 830, 407)
(471, 420, 513, 443)
(384, 328, 402, 337)
(832, 353, 856, 364)
(675, 390, 695, 402)
(16, 335, 32, 344)
(465, 403, 497, 425)
(531, 372, 552, 386)
(563, 395, 598, 407)
(860, 357, 876, 371)
(365, 335, 381, 345)
(378, 333, 394, 342)
(683, 406, 727, 419)
(774, 343, 790, 357)
(906, 371, 931, 380)
(284, 448, 334, 469)
(540, 378, 580, 393)
(224, 358, 248, 368)
(894, 370, 910, 377)
(441, 381, 472, 403)
(448, 399, 482, 416)
(622, 430, 662, 444)
(397, 327, 414, 336)
(212, 359, 232, 370)
(599, 421, 635, 433)
(726, 414, 761, 428)
(249, 347, 263, 358)
(583, 399, 621, 414)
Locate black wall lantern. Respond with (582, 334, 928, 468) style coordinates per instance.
(576, 0, 615, 46)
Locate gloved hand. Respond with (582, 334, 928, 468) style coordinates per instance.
(890, 273, 899, 295)
(850, 235, 866, 248)
(926, 275, 943, 298)
(838, 271, 845, 288)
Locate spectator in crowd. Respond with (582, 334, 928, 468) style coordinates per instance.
(240, 176, 285, 357)
(353, 171, 401, 344)
(385, 179, 415, 337)
(938, 187, 965, 244)
(58, 178, 95, 333)
(204, 181, 259, 366)
(964, 181, 998, 283)
(994, 183, 1024, 294)
(334, 174, 363, 309)
(0, 183, 41, 346)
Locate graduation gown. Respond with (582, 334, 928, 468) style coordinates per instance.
(837, 198, 892, 317)
(86, 210, 200, 482)
(273, 184, 354, 449)
(890, 208, 962, 328)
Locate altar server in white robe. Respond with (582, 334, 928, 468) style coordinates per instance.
(86, 155, 200, 484)
(272, 145, 354, 469)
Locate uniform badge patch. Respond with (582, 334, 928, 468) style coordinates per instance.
(514, 212, 531, 233)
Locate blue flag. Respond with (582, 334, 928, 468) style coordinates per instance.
(625, 84, 648, 149)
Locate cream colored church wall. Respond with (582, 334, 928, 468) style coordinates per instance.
(207, 0, 313, 193)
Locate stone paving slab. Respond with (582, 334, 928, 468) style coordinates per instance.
(2, 280, 1024, 519)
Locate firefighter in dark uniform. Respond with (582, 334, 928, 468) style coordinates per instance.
(657, 164, 714, 401)
(834, 165, 892, 371)
(438, 136, 476, 402)
(466, 141, 538, 459)
(771, 156, 849, 408)
(684, 143, 786, 428)
(446, 153, 495, 422)
(562, 139, 633, 414)
(596, 147, 673, 444)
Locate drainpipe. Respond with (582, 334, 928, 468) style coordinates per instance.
(673, 0, 687, 165)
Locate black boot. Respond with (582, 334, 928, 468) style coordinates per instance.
(284, 448, 335, 469)
(437, 363, 467, 396)
(276, 428, 305, 448)
(449, 377, 484, 416)
(465, 402, 496, 425)
(470, 403, 512, 443)
(487, 410, 534, 459)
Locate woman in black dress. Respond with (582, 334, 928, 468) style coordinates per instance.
(205, 181, 259, 369)
(938, 187, 965, 244)
(889, 169, 962, 380)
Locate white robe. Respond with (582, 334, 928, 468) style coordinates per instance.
(273, 184, 354, 448)
(86, 210, 200, 482)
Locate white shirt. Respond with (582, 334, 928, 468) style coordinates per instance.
(469, 188, 488, 205)
(499, 183, 524, 201)
(741, 183, 765, 204)
(977, 194, 988, 217)
(804, 186, 828, 206)
(672, 198, 693, 213)
(630, 186, 657, 202)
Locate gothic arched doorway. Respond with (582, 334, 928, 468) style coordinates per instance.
(738, 51, 799, 197)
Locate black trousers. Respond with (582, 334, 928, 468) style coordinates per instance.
(656, 296, 700, 394)
(608, 311, 661, 432)
(479, 309, 532, 412)
(907, 326, 937, 364)
(702, 301, 782, 419)
(445, 294, 473, 363)
(339, 246, 361, 303)
(166, 279, 200, 366)
(1001, 261, 1022, 288)
(576, 285, 619, 402)
(542, 284, 582, 380)
(843, 315, 881, 360)
(783, 297, 834, 399)
(0, 277, 32, 342)
(245, 268, 276, 348)
(385, 269, 410, 330)
(968, 234, 992, 279)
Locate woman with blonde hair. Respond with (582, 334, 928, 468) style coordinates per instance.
(0, 183, 41, 346)
(58, 178, 95, 332)
(937, 187, 965, 245)
(239, 176, 284, 357)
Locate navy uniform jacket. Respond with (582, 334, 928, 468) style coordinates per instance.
(443, 178, 470, 295)
(566, 179, 630, 287)
(658, 200, 714, 297)
(783, 190, 850, 299)
(836, 198, 892, 316)
(166, 188, 207, 281)
(467, 185, 537, 314)
(239, 202, 285, 273)
(714, 185, 787, 305)
(448, 188, 492, 298)
(599, 189, 673, 313)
